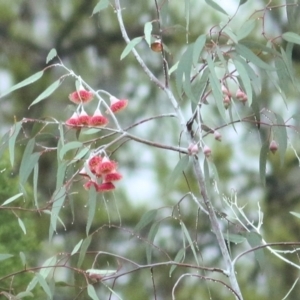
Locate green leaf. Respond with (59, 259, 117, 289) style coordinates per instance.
(274, 113, 287, 165)
(259, 141, 269, 185)
(236, 19, 256, 41)
(9, 121, 22, 166)
(193, 34, 206, 65)
(282, 32, 300, 45)
(39, 255, 57, 278)
(69, 145, 90, 164)
(181, 221, 199, 265)
(77, 235, 92, 268)
(239, 0, 248, 5)
(224, 233, 246, 244)
(71, 239, 83, 256)
(286, 0, 300, 31)
(166, 155, 189, 191)
(2, 193, 23, 206)
(290, 211, 300, 219)
(244, 232, 265, 270)
(134, 209, 157, 234)
(205, 0, 227, 15)
(223, 27, 238, 44)
(59, 141, 83, 160)
(274, 56, 290, 97)
(46, 48, 57, 64)
(203, 158, 210, 187)
(236, 43, 274, 70)
(87, 284, 99, 300)
(144, 22, 153, 46)
(280, 46, 297, 90)
(33, 163, 39, 208)
(233, 59, 253, 105)
(206, 55, 226, 122)
(0, 71, 44, 98)
(18, 218, 26, 234)
(19, 138, 35, 181)
(191, 67, 209, 104)
(50, 186, 66, 233)
(19, 152, 41, 186)
(92, 0, 109, 15)
(86, 186, 97, 235)
(36, 273, 52, 298)
(16, 291, 34, 299)
(56, 161, 68, 190)
(29, 79, 62, 108)
(120, 37, 143, 60)
(0, 131, 10, 161)
(146, 222, 160, 264)
(19, 252, 26, 267)
(176, 44, 194, 98)
(0, 253, 14, 261)
(169, 248, 185, 276)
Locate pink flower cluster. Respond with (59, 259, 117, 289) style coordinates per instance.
(81, 155, 122, 192)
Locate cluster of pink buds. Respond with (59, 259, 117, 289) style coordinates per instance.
(80, 155, 122, 192)
(221, 85, 231, 109)
(236, 88, 248, 104)
(65, 87, 128, 128)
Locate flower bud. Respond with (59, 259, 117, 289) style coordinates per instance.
(203, 145, 212, 158)
(236, 88, 247, 104)
(214, 131, 222, 141)
(188, 143, 199, 156)
(223, 96, 231, 109)
(269, 140, 278, 154)
(107, 96, 128, 114)
(221, 85, 231, 97)
(69, 89, 94, 104)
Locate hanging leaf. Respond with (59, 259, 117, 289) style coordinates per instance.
(59, 141, 83, 160)
(36, 273, 52, 298)
(236, 19, 256, 41)
(206, 55, 226, 122)
(282, 32, 300, 45)
(176, 44, 194, 97)
(169, 248, 185, 276)
(91, 0, 109, 16)
(205, 0, 227, 15)
(50, 186, 66, 233)
(0, 71, 44, 98)
(0, 254, 14, 261)
(77, 235, 92, 268)
(2, 193, 23, 206)
(86, 186, 97, 235)
(165, 155, 190, 191)
(146, 222, 160, 264)
(19, 138, 35, 181)
(56, 161, 68, 190)
(33, 163, 39, 208)
(39, 255, 57, 278)
(236, 44, 274, 70)
(71, 239, 83, 256)
(46, 48, 57, 64)
(120, 37, 143, 60)
(9, 121, 22, 166)
(244, 232, 265, 270)
(290, 211, 300, 219)
(70, 146, 90, 163)
(134, 209, 157, 234)
(274, 113, 287, 166)
(181, 222, 199, 265)
(239, 0, 249, 6)
(224, 233, 246, 244)
(87, 284, 99, 300)
(223, 27, 238, 44)
(29, 78, 63, 108)
(16, 291, 34, 299)
(19, 252, 26, 267)
(259, 141, 269, 185)
(18, 218, 26, 234)
(144, 22, 153, 46)
(233, 59, 253, 106)
(274, 56, 290, 96)
(192, 34, 206, 65)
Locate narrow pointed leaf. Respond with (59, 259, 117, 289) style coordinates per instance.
(20, 152, 41, 185)
(18, 218, 26, 234)
(59, 141, 83, 160)
(20, 252, 26, 266)
(282, 32, 300, 45)
(2, 193, 23, 206)
(46, 48, 57, 64)
(169, 248, 185, 276)
(205, 0, 227, 15)
(71, 239, 83, 256)
(29, 79, 62, 108)
(86, 186, 97, 235)
(9, 121, 22, 166)
(144, 22, 153, 46)
(134, 209, 157, 234)
(146, 222, 160, 264)
(290, 211, 300, 219)
(87, 284, 99, 300)
(92, 0, 109, 15)
(33, 163, 39, 208)
(36, 273, 52, 298)
(39, 256, 57, 278)
(50, 186, 66, 233)
(193, 34, 206, 65)
(1, 71, 44, 98)
(244, 232, 265, 270)
(166, 155, 189, 191)
(0, 254, 14, 261)
(236, 19, 256, 41)
(120, 37, 143, 60)
(16, 291, 34, 299)
(77, 235, 92, 268)
(274, 113, 287, 165)
(181, 222, 199, 265)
